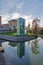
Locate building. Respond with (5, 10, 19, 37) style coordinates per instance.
(8, 19, 17, 32)
(0, 24, 11, 33)
(17, 17, 25, 35)
(0, 16, 17, 32)
(0, 16, 1, 25)
(0, 17, 17, 32)
(0, 16, 25, 33)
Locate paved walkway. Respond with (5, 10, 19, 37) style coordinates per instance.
(0, 35, 36, 42)
(0, 52, 6, 65)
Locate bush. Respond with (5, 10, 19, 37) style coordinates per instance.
(40, 29, 43, 34)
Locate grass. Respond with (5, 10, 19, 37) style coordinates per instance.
(0, 32, 37, 37)
(27, 32, 38, 38)
(0, 32, 18, 36)
(27, 32, 36, 36)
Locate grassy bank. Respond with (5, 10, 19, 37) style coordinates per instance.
(0, 32, 18, 36)
(27, 32, 36, 36)
(0, 32, 37, 37)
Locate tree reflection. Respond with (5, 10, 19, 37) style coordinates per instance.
(39, 35, 43, 39)
(9, 42, 17, 47)
(17, 42, 25, 58)
(31, 39, 39, 55)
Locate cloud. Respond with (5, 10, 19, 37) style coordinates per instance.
(11, 12, 33, 27)
(16, 2, 24, 13)
(0, 0, 24, 15)
(0, 0, 16, 15)
(11, 12, 21, 19)
(2, 13, 11, 24)
(1, 12, 43, 28)
(16, 2, 24, 9)
(40, 17, 43, 27)
(1, 12, 33, 28)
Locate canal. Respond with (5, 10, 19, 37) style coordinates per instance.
(0, 37, 43, 65)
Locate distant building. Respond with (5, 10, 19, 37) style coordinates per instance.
(0, 17, 17, 32)
(0, 16, 11, 32)
(17, 17, 25, 35)
(0, 24, 11, 33)
(8, 19, 17, 32)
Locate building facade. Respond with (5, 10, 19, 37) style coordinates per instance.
(0, 24, 11, 33)
(8, 19, 17, 32)
(17, 17, 25, 35)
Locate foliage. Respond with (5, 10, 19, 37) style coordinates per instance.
(40, 29, 43, 34)
(32, 18, 40, 34)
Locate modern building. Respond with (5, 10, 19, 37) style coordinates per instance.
(17, 17, 25, 35)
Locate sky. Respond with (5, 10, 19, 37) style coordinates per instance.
(0, 0, 43, 27)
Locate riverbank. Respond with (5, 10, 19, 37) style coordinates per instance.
(0, 35, 37, 42)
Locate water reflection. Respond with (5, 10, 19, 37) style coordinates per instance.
(0, 52, 6, 65)
(31, 39, 39, 55)
(9, 42, 25, 58)
(0, 37, 43, 65)
(9, 42, 17, 47)
(0, 41, 6, 65)
(39, 34, 43, 39)
(17, 42, 25, 58)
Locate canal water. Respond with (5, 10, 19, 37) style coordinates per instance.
(0, 37, 43, 65)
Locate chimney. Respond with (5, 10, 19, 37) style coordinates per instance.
(0, 16, 1, 25)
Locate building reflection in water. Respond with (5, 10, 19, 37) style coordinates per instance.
(9, 41, 25, 58)
(31, 39, 39, 55)
(17, 42, 25, 58)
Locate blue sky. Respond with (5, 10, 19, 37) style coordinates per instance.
(0, 0, 43, 27)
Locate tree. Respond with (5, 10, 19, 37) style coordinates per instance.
(32, 18, 40, 34)
(40, 28, 43, 34)
(26, 23, 30, 33)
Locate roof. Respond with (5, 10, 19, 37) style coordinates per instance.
(8, 19, 17, 22)
(0, 24, 9, 27)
